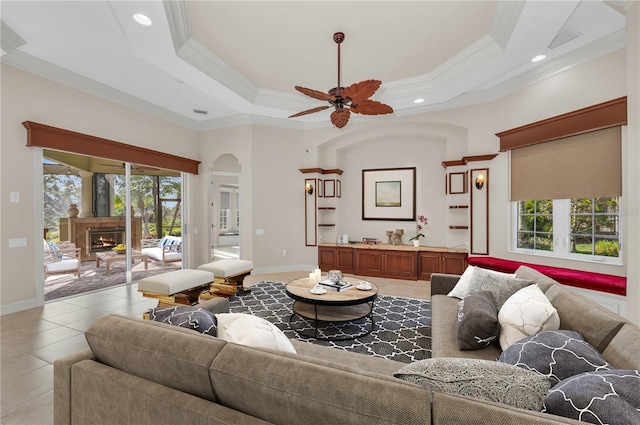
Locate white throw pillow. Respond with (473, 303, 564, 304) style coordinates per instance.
(447, 266, 516, 299)
(498, 284, 560, 350)
(215, 313, 296, 353)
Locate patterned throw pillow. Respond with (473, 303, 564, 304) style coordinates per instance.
(467, 267, 533, 310)
(48, 241, 63, 260)
(215, 313, 296, 353)
(543, 370, 640, 425)
(393, 358, 553, 411)
(499, 330, 611, 384)
(498, 284, 560, 350)
(148, 305, 217, 336)
(447, 266, 516, 299)
(456, 291, 500, 350)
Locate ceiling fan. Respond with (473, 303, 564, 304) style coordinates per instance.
(288, 32, 394, 128)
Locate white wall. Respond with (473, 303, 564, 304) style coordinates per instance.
(2, 38, 637, 323)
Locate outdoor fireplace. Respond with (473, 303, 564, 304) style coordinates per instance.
(88, 227, 125, 253)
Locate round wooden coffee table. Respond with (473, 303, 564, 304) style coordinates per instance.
(285, 276, 378, 341)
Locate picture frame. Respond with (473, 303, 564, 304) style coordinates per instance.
(447, 172, 467, 194)
(362, 167, 416, 221)
(324, 179, 335, 198)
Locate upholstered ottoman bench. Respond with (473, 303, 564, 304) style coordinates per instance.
(197, 259, 254, 297)
(138, 269, 214, 307)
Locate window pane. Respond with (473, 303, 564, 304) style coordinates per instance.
(595, 238, 619, 257)
(536, 200, 553, 214)
(571, 235, 593, 254)
(536, 216, 553, 232)
(518, 215, 534, 231)
(517, 232, 534, 249)
(535, 234, 553, 251)
(571, 198, 593, 213)
(595, 215, 617, 234)
(571, 215, 593, 234)
(594, 197, 618, 213)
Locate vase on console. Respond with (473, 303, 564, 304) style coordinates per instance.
(67, 203, 79, 218)
(413, 239, 420, 247)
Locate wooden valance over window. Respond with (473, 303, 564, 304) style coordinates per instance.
(496, 97, 626, 201)
(496, 97, 627, 152)
(23, 121, 200, 174)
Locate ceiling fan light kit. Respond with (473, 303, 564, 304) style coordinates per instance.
(289, 32, 393, 129)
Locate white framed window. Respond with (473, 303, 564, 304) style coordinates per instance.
(512, 197, 622, 265)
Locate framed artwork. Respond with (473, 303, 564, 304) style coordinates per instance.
(448, 172, 467, 194)
(324, 179, 336, 198)
(362, 167, 416, 221)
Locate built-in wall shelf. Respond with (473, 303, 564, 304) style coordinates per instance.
(449, 205, 469, 209)
(449, 225, 469, 230)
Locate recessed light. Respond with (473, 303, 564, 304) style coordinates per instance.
(133, 13, 153, 27)
(193, 109, 208, 115)
(414, 98, 424, 104)
(531, 54, 546, 63)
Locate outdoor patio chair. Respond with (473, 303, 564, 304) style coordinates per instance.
(140, 236, 182, 269)
(44, 240, 81, 279)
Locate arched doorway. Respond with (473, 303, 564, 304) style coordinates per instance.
(211, 154, 241, 261)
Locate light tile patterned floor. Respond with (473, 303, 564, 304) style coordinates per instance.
(0, 270, 430, 425)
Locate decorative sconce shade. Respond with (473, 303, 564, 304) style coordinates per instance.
(305, 183, 314, 195)
(475, 173, 485, 190)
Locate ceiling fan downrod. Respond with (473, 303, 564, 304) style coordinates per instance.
(333, 32, 345, 89)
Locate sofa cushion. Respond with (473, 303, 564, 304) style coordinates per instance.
(543, 284, 626, 352)
(498, 284, 560, 350)
(467, 267, 533, 310)
(602, 324, 640, 369)
(215, 313, 295, 353)
(456, 291, 499, 351)
(514, 265, 559, 293)
(543, 370, 640, 424)
(85, 314, 226, 402)
(499, 330, 611, 384)
(393, 358, 552, 411)
(447, 266, 515, 299)
(431, 294, 502, 360)
(148, 305, 217, 336)
(209, 343, 431, 425)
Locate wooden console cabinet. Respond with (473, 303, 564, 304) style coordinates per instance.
(417, 251, 468, 280)
(318, 243, 466, 281)
(355, 249, 417, 280)
(318, 245, 355, 273)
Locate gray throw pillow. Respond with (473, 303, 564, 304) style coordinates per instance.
(543, 370, 640, 425)
(467, 267, 533, 310)
(456, 291, 499, 350)
(499, 330, 611, 384)
(148, 305, 217, 336)
(393, 358, 552, 411)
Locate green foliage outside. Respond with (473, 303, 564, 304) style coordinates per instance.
(44, 173, 181, 241)
(517, 197, 619, 258)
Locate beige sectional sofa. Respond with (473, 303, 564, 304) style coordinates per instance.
(55, 267, 639, 424)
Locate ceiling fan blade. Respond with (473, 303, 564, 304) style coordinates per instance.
(350, 99, 394, 115)
(294, 86, 336, 102)
(331, 109, 351, 128)
(343, 80, 382, 103)
(288, 105, 331, 118)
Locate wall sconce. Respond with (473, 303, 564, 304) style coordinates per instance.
(305, 183, 314, 195)
(475, 173, 485, 190)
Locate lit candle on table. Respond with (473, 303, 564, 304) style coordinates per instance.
(314, 268, 321, 283)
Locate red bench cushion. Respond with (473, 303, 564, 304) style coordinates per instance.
(467, 257, 626, 296)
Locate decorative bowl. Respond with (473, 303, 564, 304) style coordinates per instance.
(112, 247, 126, 254)
(327, 270, 343, 283)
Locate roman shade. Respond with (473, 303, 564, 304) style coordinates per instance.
(510, 127, 621, 201)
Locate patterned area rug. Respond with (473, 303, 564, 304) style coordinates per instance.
(229, 281, 432, 363)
